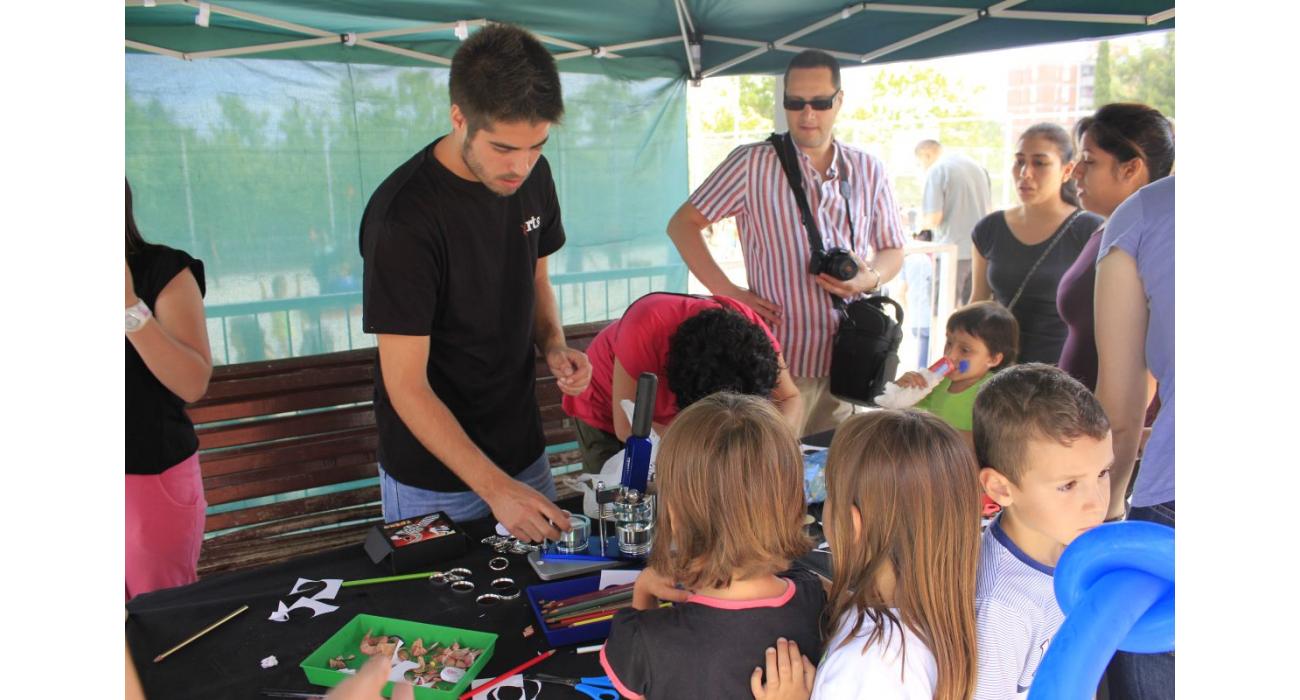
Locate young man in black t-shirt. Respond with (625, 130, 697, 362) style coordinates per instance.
(359, 24, 590, 542)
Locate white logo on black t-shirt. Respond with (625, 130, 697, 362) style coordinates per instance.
(521, 215, 541, 235)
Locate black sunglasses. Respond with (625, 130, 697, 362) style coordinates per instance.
(783, 90, 841, 111)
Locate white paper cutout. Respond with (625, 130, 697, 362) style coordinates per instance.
(268, 601, 291, 622)
(260, 655, 278, 669)
(269, 578, 344, 622)
(286, 595, 339, 618)
(469, 674, 542, 700)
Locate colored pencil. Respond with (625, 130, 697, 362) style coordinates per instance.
(459, 649, 555, 700)
(543, 590, 634, 617)
(567, 613, 616, 628)
(547, 603, 636, 627)
(153, 604, 250, 663)
(540, 582, 635, 609)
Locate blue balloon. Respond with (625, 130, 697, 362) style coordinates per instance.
(1027, 521, 1174, 700)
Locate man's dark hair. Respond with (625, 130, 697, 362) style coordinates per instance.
(973, 363, 1110, 485)
(784, 49, 841, 91)
(449, 23, 563, 135)
(666, 308, 780, 411)
(947, 301, 1019, 369)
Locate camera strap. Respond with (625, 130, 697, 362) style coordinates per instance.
(767, 132, 828, 261)
(768, 132, 857, 312)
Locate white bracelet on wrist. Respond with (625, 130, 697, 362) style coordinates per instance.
(126, 299, 152, 333)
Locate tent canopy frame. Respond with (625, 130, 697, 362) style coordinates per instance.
(125, 0, 1175, 83)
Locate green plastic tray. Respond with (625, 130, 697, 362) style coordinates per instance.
(299, 613, 498, 699)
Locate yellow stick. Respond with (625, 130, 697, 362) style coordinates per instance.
(153, 604, 250, 663)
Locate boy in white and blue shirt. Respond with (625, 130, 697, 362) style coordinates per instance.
(971, 364, 1114, 699)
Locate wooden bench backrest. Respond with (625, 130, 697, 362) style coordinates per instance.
(189, 320, 609, 575)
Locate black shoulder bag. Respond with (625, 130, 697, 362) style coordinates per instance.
(767, 133, 903, 405)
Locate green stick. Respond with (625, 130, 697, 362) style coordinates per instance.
(341, 571, 442, 588)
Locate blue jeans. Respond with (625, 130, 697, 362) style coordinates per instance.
(379, 453, 556, 524)
(911, 328, 930, 368)
(1106, 500, 1175, 700)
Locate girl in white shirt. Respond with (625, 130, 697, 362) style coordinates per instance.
(752, 410, 981, 700)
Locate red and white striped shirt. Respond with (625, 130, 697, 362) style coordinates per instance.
(689, 138, 906, 377)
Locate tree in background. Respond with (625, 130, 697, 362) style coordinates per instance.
(1093, 33, 1174, 118)
(1095, 40, 1114, 106)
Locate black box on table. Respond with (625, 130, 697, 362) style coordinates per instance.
(364, 511, 468, 573)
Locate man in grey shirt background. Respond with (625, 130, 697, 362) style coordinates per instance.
(916, 139, 992, 306)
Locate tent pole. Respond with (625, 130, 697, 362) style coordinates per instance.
(857, 0, 1028, 64)
(701, 45, 769, 79)
(702, 35, 765, 48)
(860, 3, 969, 17)
(179, 0, 334, 38)
(774, 43, 859, 61)
(672, 0, 700, 82)
(125, 39, 186, 60)
(1148, 9, 1175, 24)
(774, 4, 864, 47)
(355, 19, 487, 42)
(992, 9, 1157, 25)
(187, 36, 339, 60)
(354, 39, 452, 65)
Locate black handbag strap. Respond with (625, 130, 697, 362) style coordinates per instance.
(1006, 209, 1084, 311)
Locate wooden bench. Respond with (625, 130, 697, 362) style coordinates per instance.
(188, 321, 609, 576)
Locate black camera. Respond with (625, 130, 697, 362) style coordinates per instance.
(808, 247, 858, 281)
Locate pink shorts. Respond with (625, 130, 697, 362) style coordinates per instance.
(126, 452, 207, 600)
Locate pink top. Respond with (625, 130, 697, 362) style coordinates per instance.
(562, 293, 779, 435)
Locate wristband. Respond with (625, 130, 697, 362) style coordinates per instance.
(125, 299, 152, 333)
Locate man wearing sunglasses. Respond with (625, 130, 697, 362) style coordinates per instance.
(666, 50, 905, 435)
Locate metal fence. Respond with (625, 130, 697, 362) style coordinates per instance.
(205, 264, 688, 365)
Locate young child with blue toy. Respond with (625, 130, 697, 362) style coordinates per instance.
(970, 364, 1113, 699)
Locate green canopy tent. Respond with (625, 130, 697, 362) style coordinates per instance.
(126, 0, 1173, 78)
(124, 0, 1174, 364)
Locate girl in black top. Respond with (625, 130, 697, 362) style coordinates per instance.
(125, 179, 213, 600)
(600, 392, 825, 700)
(970, 124, 1104, 365)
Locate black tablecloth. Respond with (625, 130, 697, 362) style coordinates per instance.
(128, 492, 832, 700)
(126, 498, 619, 700)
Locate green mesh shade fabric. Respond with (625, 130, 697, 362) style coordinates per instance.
(127, 55, 689, 364)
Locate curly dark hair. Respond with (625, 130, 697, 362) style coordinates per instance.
(665, 308, 780, 411)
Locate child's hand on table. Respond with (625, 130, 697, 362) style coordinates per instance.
(750, 638, 815, 700)
(325, 654, 415, 700)
(895, 371, 929, 389)
(632, 567, 691, 610)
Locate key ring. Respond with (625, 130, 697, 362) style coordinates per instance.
(450, 579, 475, 594)
(490, 577, 520, 599)
(429, 567, 473, 586)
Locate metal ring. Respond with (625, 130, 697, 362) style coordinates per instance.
(488, 557, 509, 571)
(450, 579, 475, 594)
(490, 577, 520, 599)
(475, 593, 504, 606)
(448, 567, 472, 578)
